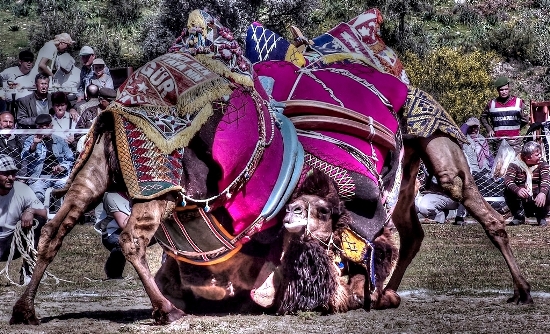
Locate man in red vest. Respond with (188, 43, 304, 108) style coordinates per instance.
(480, 76, 529, 154)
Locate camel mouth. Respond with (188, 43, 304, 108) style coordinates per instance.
(283, 220, 307, 233)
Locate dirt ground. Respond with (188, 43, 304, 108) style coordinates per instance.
(1, 224, 549, 334)
(2, 287, 549, 334)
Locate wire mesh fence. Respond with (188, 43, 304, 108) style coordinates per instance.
(3, 128, 548, 222)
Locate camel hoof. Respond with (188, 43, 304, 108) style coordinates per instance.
(152, 307, 186, 325)
(507, 293, 534, 305)
(372, 289, 401, 310)
(10, 302, 40, 325)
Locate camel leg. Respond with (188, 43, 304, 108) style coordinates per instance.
(375, 142, 423, 309)
(119, 197, 185, 325)
(11, 137, 110, 325)
(421, 134, 532, 304)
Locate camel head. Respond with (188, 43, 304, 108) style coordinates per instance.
(283, 169, 346, 243)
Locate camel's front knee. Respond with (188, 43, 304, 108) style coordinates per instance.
(439, 175, 463, 201)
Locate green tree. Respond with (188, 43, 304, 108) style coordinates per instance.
(403, 48, 499, 124)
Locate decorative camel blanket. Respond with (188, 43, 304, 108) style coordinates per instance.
(246, 8, 409, 84)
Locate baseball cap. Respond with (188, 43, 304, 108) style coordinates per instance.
(0, 154, 19, 172)
(56, 53, 75, 72)
(92, 58, 105, 66)
(79, 45, 95, 56)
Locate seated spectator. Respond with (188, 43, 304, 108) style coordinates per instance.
(75, 87, 116, 152)
(461, 117, 508, 214)
(50, 92, 77, 146)
(461, 117, 493, 174)
(0, 111, 26, 176)
(16, 73, 52, 128)
(416, 169, 466, 224)
(76, 87, 116, 130)
(76, 46, 111, 102)
(0, 154, 47, 284)
(90, 58, 113, 90)
(95, 192, 130, 279)
(0, 50, 34, 84)
(52, 53, 81, 91)
(27, 33, 75, 79)
(1, 50, 34, 101)
(22, 114, 74, 203)
(75, 84, 100, 114)
(504, 141, 550, 226)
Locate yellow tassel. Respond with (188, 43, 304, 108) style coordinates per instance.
(195, 54, 254, 87)
(176, 77, 232, 115)
(317, 53, 381, 72)
(109, 102, 215, 155)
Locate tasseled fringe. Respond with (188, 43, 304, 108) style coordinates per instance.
(317, 53, 379, 71)
(110, 102, 215, 155)
(195, 54, 254, 87)
(176, 77, 232, 116)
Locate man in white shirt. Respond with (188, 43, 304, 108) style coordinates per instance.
(52, 53, 81, 92)
(0, 154, 47, 263)
(1, 50, 35, 102)
(0, 50, 34, 86)
(50, 92, 76, 146)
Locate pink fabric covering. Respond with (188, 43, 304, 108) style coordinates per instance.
(212, 88, 283, 235)
(254, 59, 408, 183)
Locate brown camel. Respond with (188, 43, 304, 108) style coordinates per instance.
(10, 15, 532, 327)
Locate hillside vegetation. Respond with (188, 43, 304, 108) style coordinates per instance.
(1, 0, 549, 124)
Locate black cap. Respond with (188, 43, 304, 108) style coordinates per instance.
(19, 50, 34, 62)
(35, 114, 52, 126)
(98, 87, 117, 100)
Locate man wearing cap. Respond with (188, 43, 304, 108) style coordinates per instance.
(77, 46, 110, 102)
(28, 33, 75, 80)
(0, 154, 47, 274)
(75, 87, 116, 152)
(77, 87, 116, 130)
(52, 53, 81, 91)
(90, 58, 113, 90)
(0, 111, 26, 176)
(22, 114, 74, 203)
(480, 76, 530, 154)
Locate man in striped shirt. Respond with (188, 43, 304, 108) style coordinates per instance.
(480, 77, 530, 154)
(504, 141, 550, 226)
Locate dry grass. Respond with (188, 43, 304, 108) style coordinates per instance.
(0, 222, 549, 333)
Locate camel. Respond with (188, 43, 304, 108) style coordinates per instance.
(10, 10, 532, 327)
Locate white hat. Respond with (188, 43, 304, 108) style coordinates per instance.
(92, 58, 105, 66)
(79, 45, 95, 56)
(56, 53, 75, 71)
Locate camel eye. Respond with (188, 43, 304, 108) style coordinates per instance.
(318, 207, 331, 215)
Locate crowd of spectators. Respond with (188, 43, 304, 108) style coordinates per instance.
(0, 33, 119, 282)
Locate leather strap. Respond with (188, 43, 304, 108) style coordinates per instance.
(289, 114, 396, 151)
(284, 99, 395, 138)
